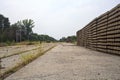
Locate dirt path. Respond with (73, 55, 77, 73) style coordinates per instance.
(5, 43, 120, 80)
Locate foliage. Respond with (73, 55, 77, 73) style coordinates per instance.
(30, 33, 57, 42)
(59, 37, 67, 42)
(0, 14, 57, 43)
(59, 35, 77, 43)
(0, 14, 10, 29)
(11, 19, 34, 41)
(0, 14, 10, 42)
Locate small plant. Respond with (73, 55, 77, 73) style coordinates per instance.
(27, 42, 34, 45)
(6, 40, 12, 46)
(20, 53, 35, 65)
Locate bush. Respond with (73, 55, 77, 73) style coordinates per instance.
(6, 40, 12, 46)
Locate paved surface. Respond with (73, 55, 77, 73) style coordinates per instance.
(5, 43, 120, 80)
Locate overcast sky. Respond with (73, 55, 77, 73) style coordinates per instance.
(0, 0, 120, 39)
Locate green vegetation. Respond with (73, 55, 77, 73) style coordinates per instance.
(0, 14, 57, 44)
(0, 14, 77, 45)
(29, 33, 57, 42)
(59, 35, 77, 43)
(0, 14, 70, 80)
(0, 14, 10, 42)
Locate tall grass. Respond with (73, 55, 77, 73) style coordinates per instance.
(20, 43, 43, 65)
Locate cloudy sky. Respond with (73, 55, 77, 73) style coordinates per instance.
(0, 0, 120, 39)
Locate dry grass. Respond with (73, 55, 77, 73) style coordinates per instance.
(0, 43, 56, 79)
(1, 46, 41, 59)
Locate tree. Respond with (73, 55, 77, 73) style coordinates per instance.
(22, 19, 34, 36)
(59, 37, 67, 42)
(59, 35, 76, 43)
(0, 14, 10, 42)
(0, 14, 10, 29)
(27, 33, 57, 42)
(11, 19, 35, 41)
(0, 15, 57, 43)
(66, 36, 76, 42)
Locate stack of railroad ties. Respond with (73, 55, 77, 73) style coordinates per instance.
(77, 4, 120, 55)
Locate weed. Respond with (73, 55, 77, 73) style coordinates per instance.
(20, 54, 35, 65)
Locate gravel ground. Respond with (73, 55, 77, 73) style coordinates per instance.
(5, 43, 120, 80)
(0, 45, 40, 58)
(0, 43, 55, 74)
(1, 49, 38, 73)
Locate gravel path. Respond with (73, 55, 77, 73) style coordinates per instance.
(0, 45, 40, 58)
(1, 43, 55, 74)
(5, 43, 120, 80)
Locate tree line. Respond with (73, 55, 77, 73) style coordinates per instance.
(0, 14, 57, 43)
(0, 14, 77, 43)
(59, 36, 77, 43)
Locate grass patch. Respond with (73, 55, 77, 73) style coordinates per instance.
(20, 54, 36, 65)
(16, 41, 40, 45)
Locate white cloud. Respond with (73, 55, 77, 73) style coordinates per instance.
(0, 0, 120, 39)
